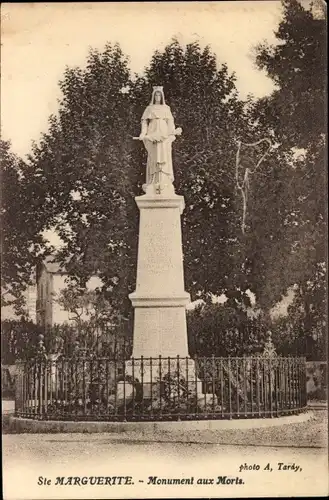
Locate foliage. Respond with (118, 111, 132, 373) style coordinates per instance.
(44, 322, 132, 359)
(187, 303, 267, 357)
(1, 314, 131, 363)
(27, 44, 138, 317)
(188, 300, 325, 361)
(253, 0, 326, 348)
(53, 285, 132, 356)
(282, 279, 326, 361)
(306, 361, 327, 401)
(0, 140, 49, 312)
(1, 365, 15, 398)
(57, 285, 115, 328)
(1, 319, 43, 364)
(234, 139, 298, 311)
(254, 0, 326, 150)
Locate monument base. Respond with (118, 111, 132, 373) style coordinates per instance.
(116, 357, 204, 402)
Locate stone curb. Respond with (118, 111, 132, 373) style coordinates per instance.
(307, 401, 328, 410)
(8, 411, 313, 434)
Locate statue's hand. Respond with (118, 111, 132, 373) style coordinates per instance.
(139, 133, 146, 140)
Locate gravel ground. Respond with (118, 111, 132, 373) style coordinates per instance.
(153, 410, 328, 448)
(3, 410, 327, 448)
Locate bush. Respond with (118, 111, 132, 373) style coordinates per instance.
(1, 319, 43, 364)
(187, 302, 326, 360)
(187, 304, 267, 357)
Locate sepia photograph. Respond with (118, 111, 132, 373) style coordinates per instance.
(1, 1, 328, 499)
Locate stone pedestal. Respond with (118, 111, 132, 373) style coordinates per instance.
(129, 192, 190, 358)
(125, 190, 202, 396)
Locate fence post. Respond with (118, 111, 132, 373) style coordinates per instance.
(37, 334, 47, 418)
(228, 357, 232, 419)
(303, 357, 308, 407)
(14, 360, 24, 416)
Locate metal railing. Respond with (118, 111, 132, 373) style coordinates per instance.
(15, 355, 307, 421)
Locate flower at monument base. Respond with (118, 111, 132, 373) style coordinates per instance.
(197, 393, 218, 411)
(148, 398, 167, 411)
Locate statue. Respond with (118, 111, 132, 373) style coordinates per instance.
(134, 86, 182, 194)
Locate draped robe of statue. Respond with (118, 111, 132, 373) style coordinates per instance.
(140, 88, 176, 187)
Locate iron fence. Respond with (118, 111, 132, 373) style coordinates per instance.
(15, 355, 307, 421)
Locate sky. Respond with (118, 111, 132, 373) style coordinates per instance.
(1, 1, 284, 158)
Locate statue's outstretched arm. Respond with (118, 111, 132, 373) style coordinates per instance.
(139, 119, 148, 139)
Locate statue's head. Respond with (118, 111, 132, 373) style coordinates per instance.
(151, 86, 165, 105)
